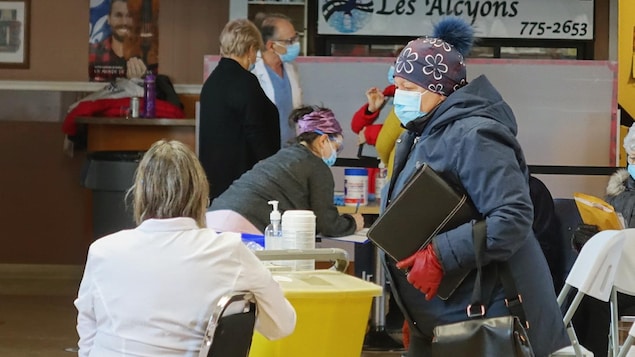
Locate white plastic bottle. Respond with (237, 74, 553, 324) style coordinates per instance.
(282, 210, 316, 271)
(264, 200, 282, 251)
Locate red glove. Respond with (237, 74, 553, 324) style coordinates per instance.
(396, 244, 443, 300)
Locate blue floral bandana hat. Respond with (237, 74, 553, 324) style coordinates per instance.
(394, 37, 467, 96)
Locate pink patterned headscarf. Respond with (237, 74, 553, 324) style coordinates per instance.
(296, 109, 343, 136)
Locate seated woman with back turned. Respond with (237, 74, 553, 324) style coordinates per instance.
(207, 106, 364, 237)
(74, 140, 296, 357)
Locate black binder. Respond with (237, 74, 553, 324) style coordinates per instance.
(367, 163, 480, 262)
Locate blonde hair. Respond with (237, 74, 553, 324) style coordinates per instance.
(128, 140, 209, 228)
(219, 19, 263, 57)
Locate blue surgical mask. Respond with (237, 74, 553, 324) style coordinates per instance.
(322, 141, 337, 167)
(387, 65, 395, 84)
(393, 89, 427, 126)
(628, 164, 635, 180)
(279, 42, 300, 63)
(248, 62, 255, 71)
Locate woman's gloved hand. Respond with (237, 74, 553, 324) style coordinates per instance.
(396, 244, 443, 300)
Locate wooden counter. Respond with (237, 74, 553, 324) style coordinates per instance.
(336, 202, 380, 215)
(76, 117, 196, 152)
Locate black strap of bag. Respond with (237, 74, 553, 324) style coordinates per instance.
(467, 220, 488, 318)
(471, 220, 529, 328)
(499, 262, 529, 328)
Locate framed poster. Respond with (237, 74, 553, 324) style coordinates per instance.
(0, 0, 30, 69)
(89, 0, 159, 82)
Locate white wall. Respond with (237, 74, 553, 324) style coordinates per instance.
(204, 56, 617, 199)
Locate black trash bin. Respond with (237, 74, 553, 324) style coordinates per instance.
(82, 151, 145, 240)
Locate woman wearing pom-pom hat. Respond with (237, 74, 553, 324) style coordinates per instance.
(381, 17, 569, 356)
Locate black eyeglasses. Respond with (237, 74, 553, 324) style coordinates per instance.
(273, 33, 300, 46)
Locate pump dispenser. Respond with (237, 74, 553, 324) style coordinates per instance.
(265, 200, 282, 250)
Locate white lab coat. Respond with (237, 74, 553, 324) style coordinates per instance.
(74, 217, 296, 357)
(252, 55, 302, 110)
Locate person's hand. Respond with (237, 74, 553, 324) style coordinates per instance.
(126, 57, 147, 79)
(572, 223, 599, 253)
(358, 127, 367, 145)
(396, 244, 443, 300)
(351, 213, 364, 231)
(366, 87, 385, 113)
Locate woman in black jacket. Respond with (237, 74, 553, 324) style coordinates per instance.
(199, 19, 281, 200)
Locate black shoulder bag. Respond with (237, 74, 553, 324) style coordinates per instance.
(431, 220, 535, 356)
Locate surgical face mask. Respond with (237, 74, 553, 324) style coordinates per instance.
(387, 65, 395, 84)
(322, 140, 337, 167)
(248, 61, 255, 71)
(628, 164, 635, 180)
(393, 89, 427, 126)
(278, 42, 300, 63)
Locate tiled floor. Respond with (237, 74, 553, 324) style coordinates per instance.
(0, 264, 405, 357)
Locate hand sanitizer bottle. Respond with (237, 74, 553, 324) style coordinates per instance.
(265, 200, 282, 250)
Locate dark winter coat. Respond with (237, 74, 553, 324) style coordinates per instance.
(384, 75, 569, 356)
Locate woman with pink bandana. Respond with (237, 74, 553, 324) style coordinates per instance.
(206, 105, 364, 237)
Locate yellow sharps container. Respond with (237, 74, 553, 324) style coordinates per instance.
(249, 270, 383, 357)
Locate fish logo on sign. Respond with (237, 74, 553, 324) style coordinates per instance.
(322, 0, 374, 34)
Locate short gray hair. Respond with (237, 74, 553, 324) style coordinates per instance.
(219, 19, 263, 57)
(128, 140, 209, 228)
(257, 13, 292, 44)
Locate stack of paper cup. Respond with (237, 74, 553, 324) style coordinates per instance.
(281, 210, 316, 271)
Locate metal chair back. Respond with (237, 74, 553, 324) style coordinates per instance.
(198, 291, 256, 357)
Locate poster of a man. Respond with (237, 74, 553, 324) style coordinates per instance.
(89, 0, 159, 82)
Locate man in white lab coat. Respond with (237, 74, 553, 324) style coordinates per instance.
(253, 13, 303, 147)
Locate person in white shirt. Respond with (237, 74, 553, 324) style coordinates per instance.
(74, 139, 296, 357)
(253, 12, 303, 147)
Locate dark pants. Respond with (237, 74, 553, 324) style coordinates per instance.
(573, 293, 635, 357)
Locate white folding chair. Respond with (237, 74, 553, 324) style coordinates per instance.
(551, 230, 627, 357)
(609, 229, 635, 356)
(617, 320, 635, 357)
(198, 291, 256, 357)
